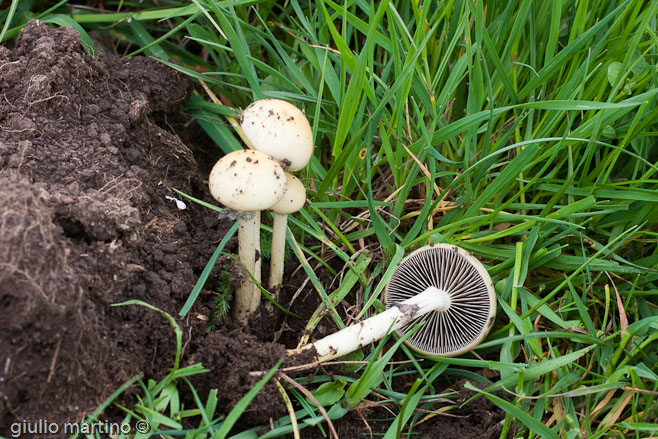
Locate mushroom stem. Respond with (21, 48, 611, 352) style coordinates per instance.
(268, 212, 288, 295)
(289, 286, 450, 363)
(234, 212, 261, 325)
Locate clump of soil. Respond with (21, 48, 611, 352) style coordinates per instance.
(0, 20, 287, 432)
(188, 328, 287, 424)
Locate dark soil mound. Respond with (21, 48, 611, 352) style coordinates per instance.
(0, 20, 287, 434)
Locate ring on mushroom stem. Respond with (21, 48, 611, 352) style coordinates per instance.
(289, 244, 496, 362)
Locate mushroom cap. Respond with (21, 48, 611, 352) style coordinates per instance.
(270, 173, 306, 215)
(240, 99, 313, 171)
(208, 149, 286, 211)
(384, 244, 496, 357)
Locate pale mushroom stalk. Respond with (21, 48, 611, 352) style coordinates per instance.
(236, 211, 261, 321)
(293, 286, 451, 362)
(268, 212, 287, 291)
(268, 174, 306, 296)
(208, 149, 287, 325)
(289, 244, 497, 362)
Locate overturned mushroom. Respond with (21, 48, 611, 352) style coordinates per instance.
(208, 149, 287, 324)
(290, 244, 496, 362)
(268, 173, 306, 296)
(385, 244, 497, 356)
(240, 99, 313, 171)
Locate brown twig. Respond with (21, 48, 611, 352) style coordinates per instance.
(621, 386, 658, 395)
(197, 80, 253, 149)
(579, 350, 596, 382)
(278, 372, 339, 439)
(414, 408, 469, 418)
(606, 271, 628, 337)
(355, 407, 374, 439)
(271, 22, 341, 54)
(47, 337, 62, 384)
(250, 359, 419, 377)
(308, 44, 342, 54)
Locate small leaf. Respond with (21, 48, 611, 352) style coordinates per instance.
(339, 350, 365, 373)
(607, 62, 622, 86)
(136, 406, 183, 429)
(186, 22, 211, 41)
(327, 402, 349, 419)
(311, 379, 347, 406)
(601, 125, 616, 139)
(631, 52, 647, 76)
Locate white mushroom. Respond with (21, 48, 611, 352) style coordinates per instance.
(208, 149, 287, 324)
(268, 173, 306, 296)
(289, 244, 497, 362)
(240, 99, 314, 171)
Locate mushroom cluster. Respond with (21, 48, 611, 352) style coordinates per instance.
(290, 244, 496, 362)
(208, 99, 313, 325)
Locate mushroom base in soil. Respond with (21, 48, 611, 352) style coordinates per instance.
(289, 244, 497, 362)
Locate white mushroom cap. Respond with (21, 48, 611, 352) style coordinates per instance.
(240, 99, 313, 171)
(208, 149, 286, 211)
(270, 173, 306, 215)
(384, 244, 497, 357)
